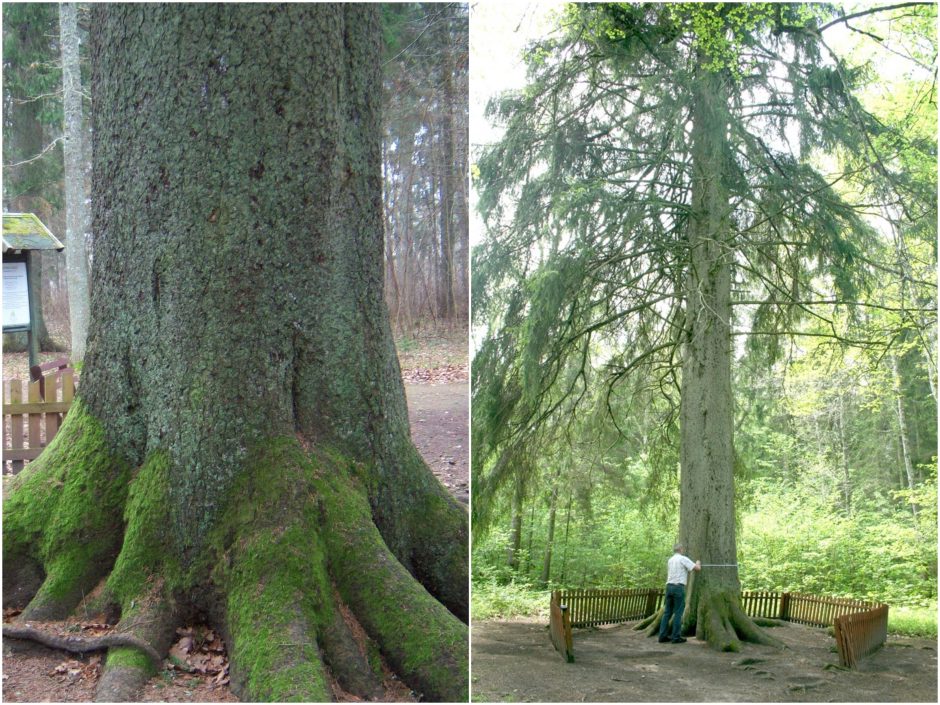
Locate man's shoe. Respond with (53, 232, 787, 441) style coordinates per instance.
(658, 637, 670, 643)
(671, 637, 687, 643)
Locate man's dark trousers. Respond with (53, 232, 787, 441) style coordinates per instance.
(659, 583, 685, 641)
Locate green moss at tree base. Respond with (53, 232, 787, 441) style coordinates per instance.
(105, 451, 181, 612)
(3, 399, 131, 619)
(4, 411, 466, 702)
(105, 646, 156, 675)
(204, 437, 467, 702)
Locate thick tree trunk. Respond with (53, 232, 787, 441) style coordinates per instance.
(678, 64, 779, 652)
(60, 2, 91, 361)
(3, 5, 467, 702)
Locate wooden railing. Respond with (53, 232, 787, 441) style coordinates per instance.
(549, 587, 888, 668)
(2, 373, 74, 474)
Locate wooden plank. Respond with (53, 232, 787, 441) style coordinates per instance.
(45, 373, 60, 440)
(27, 381, 42, 451)
(4, 447, 43, 461)
(3, 401, 73, 415)
(62, 371, 75, 404)
(10, 381, 24, 474)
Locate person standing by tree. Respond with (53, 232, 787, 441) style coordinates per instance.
(659, 543, 701, 644)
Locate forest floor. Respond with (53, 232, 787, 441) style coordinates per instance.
(2, 332, 468, 702)
(470, 617, 938, 702)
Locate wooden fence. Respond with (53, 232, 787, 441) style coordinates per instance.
(554, 588, 663, 628)
(834, 604, 889, 669)
(780, 592, 879, 628)
(550, 587, 888, 668)
(2, 373, 74, 474)
(739, 591, 879, 627)
(549, 593, 574, 663)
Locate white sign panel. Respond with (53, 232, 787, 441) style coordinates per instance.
(3, 261, 30, 330)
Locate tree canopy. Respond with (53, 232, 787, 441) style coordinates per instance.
(473, 1, 936, 518)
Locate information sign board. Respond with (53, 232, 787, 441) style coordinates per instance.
(3, 261, 30, 331)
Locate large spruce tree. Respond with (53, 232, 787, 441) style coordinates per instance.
(474, 2, 935, 650)
(3, 5, 467, 701)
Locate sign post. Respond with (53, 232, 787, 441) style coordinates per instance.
(2, 213, 65, 368)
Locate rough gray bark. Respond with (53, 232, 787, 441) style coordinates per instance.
(678, 64, 779, 652)
(5, 5, 467, 702)
(84, 3, 466, 583)
(59, 1, 91, 360)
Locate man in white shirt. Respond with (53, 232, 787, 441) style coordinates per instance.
(658, 542, 701, 643)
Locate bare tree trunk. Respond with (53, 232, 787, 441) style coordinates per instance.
(60, 2, 91, 360)
(891, 354, 919, 520)
(540, 467, 561, 587)
(837, 393, 852, 515)
(507, 473, 525, 570)
(559, 493, 572, 584)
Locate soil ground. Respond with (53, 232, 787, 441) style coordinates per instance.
(405, 381, 468, 504)
(2, 332, 468, 702)
(470, 617, 938, 702)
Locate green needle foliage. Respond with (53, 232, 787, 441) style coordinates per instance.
(472, 2, 936, 620)
(473, 0, 935, 523)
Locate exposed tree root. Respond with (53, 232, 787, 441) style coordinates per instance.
(638, 607, 664, 634)
(694, 590, 785, 652)
(639, 595, 786, 653)
(0, 624, 161, 668)
(4, 411, 467, 702)
(318, 469, 468, 702)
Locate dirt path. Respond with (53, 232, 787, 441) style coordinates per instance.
(405, 381, 468, 504)
(471, 618, 938, 702)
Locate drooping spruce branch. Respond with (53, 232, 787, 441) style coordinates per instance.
(472, 3, 937, 525)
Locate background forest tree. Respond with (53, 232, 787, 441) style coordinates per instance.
(382, 3, 470, 333)
(472, 2, 937, 641)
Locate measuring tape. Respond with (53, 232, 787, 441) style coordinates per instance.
(700, 564, 738, 567)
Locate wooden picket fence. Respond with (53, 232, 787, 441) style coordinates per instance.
(549, 587, 888, 668)
(2, 373, 75, 474)
(555, 587, 663, 628)
(834, 604, 890, 669)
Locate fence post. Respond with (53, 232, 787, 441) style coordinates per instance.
(644, 589, 658, 617)
(779, 592, 790, 622)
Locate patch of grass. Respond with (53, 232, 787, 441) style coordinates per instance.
(396, 336, 418, 353)
(888, 605, 937, 638)
(471, 580, 548, 620)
